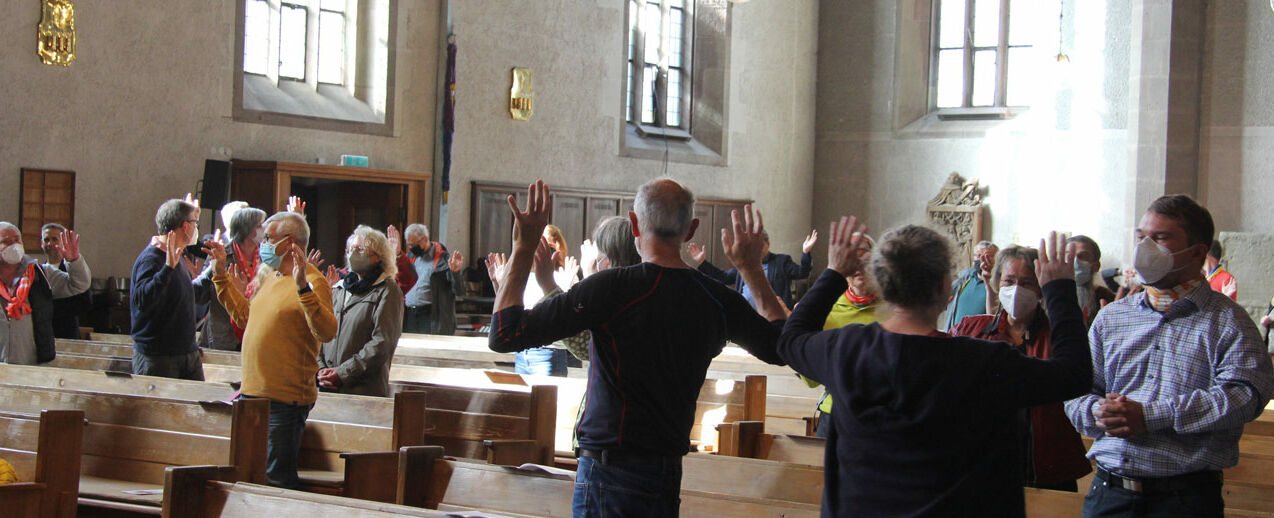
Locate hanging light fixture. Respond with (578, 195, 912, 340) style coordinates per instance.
(1056, 0, 1070, 63)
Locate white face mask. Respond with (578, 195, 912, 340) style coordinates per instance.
(1073, 260, 1094, 286)
(1133, 237, 1190, 285)
(998, 285, 1040, 321)
(0, 243, 24, 264)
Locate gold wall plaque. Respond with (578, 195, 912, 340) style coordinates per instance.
(38, 0, 76, 66)
(510, 68, 533, 121)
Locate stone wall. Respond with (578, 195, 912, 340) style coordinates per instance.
(0, 0, 441, 277)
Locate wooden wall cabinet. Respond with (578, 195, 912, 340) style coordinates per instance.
(470, 181, 751, 268)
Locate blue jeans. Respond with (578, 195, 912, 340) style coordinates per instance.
(265, 400, 313, 489)
(1082, 471, 1223, 517)
(515, 347, 568, 377)
(573, 454, 681, 518)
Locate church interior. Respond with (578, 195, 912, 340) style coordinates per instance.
(3, 0, 1274, 516)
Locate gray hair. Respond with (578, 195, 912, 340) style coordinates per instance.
(633, 178, 695, 241)
(220, 201, 249, 231)
(974, 240, 997, 253)
(228, 207, 267, 244)
(0, 222, 19, 235)
(350, 225, 397, 277)
(991, 245, 1039, 288)
(404, 223, 429, 241)
(264, 212, 310, 248)
(155, 199, 198, 234)
(40, 222, 66, 234)
(593, 216, 641, 268)
(869, 225, 953, 309)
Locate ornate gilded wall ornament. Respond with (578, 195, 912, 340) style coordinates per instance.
(926, 173, 986, 271)
(37, 0, 76, 66)
(510, 68, 533, 121)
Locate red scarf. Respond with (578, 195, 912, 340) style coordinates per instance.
(845, 287, 877, 307)
(0, 263, 37, 319)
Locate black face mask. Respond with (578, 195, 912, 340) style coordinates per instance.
(410, 245, 425, 257)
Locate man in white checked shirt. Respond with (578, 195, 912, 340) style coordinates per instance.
(1065, 194, 1274, 517)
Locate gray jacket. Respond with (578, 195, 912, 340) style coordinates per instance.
(319, 272, 404, 396)
(195, 248, 242, 351)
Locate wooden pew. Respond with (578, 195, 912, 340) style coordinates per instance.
(0, 382, 267, 514)
(45, 347, 763, 458)
(402, 446, 822, 518)
(0, 409, 85, 518)
(163, 465, 504, 518)
(714, 421, 826, 466)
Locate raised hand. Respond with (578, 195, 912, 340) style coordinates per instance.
(556, 255, 580, 288)
(722, 205, 766, 270)
(324, 265, 341, 287)
(184, 192, 201, 208)
(287, 196, 307, 214)
(1222, 277, 1237, 298)
(532, 237, 557, 292)
(1034, 231, 1075, 286)
(307, 248, 325, 270)
(58, 230, 81, 261)
(486, 252, 508, 291)
(802, 229, 819, 254)
(164, 231, 182, 269)
(202, 230, 229, 275)
(506, 180, 551, 252)
(290, 243, 309, 289)
(226, 263, 249, 294)
(181, 254, 201, 278)
(686, 242, 707, 265)
(387, 225, 401, 256)
(580, 239, 599, 277)
(827, 216, 868, 276)
(448, 250, 465, 272)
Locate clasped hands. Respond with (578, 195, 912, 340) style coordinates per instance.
(1092, 393, 1147, 438)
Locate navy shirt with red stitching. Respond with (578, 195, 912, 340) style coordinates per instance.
(490, 262, 784, 456)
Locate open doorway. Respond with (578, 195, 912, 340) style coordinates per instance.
(290, 177, 407, 270)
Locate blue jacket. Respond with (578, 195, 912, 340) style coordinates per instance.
(698, 252, 812, 308)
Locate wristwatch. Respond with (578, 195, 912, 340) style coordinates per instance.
(298, 283, 313, 295)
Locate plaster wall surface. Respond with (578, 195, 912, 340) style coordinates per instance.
(442, 0, 819, 260)
(1217, 232, 1274, 323)
(813, 0, 1136, 272)
(0, 0, 441, 277)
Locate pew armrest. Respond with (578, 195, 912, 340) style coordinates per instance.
(802, 416, 817, 437)
(483, 439, 540, 466)
(339, 451, 401, 503)
(163, 465, 238, 518)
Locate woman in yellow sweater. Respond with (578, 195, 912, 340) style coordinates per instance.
(803, 234, 878, 438)
(204, 211, 336, 489)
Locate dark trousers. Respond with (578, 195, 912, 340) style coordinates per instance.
(573, 454, 682, 518)
(1082, 470, 1223, 518)
(403, 305, 433, 334)
(814, 410, 832, 438)
(264, 399, 313, 489)
(133, 348, 204, 381)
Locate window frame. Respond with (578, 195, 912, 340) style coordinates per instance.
(277, 1, 310, 82)
(928, 0, 1030, 119)
(626, 0, 695, 140)
(232, 0, 398, 136)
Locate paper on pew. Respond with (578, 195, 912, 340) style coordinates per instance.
(511, 463, 575, 479)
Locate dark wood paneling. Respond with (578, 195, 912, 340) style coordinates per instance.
(584, 198, 621, 240)
(551, 195, 586, 256)
(475, 190, 514, 258)
(470, 182, 749, 267)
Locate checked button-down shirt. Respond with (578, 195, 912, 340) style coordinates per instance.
(1064, 281, 1274, 477)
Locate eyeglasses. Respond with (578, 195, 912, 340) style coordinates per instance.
(347, 245, 377, 256)
(186, 219, 199, 225)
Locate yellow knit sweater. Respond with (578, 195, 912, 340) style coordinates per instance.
(213, 264, 336, 405)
